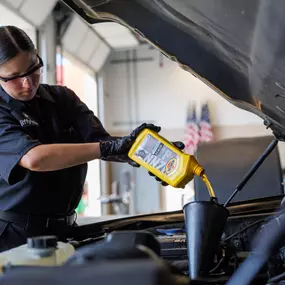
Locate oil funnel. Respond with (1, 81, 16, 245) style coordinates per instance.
(183, 201, 229, 280)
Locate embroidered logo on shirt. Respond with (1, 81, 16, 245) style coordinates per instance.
(19, 112, 39, 127)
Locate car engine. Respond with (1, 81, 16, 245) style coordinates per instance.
(64, 203, 285, 285)
(0, 196, 284, 285)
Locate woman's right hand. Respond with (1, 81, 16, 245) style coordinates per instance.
(99, 123, 161, 166)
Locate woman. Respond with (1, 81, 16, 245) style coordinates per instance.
(0, 25, 184, 252)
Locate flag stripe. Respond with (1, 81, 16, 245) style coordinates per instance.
(184, 105, 200, 155)
(199, 103, 214, 143)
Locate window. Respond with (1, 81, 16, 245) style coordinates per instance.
(56, 53, 101, 217)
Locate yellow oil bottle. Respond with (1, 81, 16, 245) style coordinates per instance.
(128, 129, 216, 198)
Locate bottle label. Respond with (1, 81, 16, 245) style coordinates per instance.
(134, 134, 179, 176)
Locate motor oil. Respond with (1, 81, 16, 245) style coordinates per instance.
(128, 129, 216, 198)
(0, 236, 74, 273)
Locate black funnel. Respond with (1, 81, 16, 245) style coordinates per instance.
(183, 201, 229, 280)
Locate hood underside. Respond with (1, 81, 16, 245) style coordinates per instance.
(63, 0, 285, 138)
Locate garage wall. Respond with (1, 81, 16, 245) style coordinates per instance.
(103, 45, 263, 131)
(102, 45, 285, 165)
(102, 45, 285, 213)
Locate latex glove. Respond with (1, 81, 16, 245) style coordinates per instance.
(100, 123, 161, 166)
(148, 141, 185, 186)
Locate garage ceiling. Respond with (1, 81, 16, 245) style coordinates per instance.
(0, 2, 32, 29)
(93, 22, 139, 50)
(61, 15, 140, 72)
(0, 0, 140, 72)
(61, 15, 111, 72)
(1, 0, 58, 27)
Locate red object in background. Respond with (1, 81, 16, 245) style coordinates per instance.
(184, 104, 200, 155)
(56, 65, 64, 86)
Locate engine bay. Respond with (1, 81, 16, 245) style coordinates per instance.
(65, 200, 285, 285)
(0, 195, 284, 285)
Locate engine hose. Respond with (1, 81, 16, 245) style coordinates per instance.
(227, 210, 285, 285)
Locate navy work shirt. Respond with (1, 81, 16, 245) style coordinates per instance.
(0, 84, 111, 216)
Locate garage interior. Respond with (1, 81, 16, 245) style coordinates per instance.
(0, 0, 284, 216)
(0, 1, 285, 283)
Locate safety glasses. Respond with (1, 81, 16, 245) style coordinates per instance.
(0, 54, 44, 86)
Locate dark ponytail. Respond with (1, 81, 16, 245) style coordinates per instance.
(0, 26, 35, 66)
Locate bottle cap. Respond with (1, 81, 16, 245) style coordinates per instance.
(27, 236, 57, 249)
(189, 155, 205, 177)
(193, 165, 205, 177)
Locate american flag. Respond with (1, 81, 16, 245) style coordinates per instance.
(199, 103, 214, 142)
(184, 104, 200, 155)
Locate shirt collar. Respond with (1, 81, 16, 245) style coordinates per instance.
(0, 84, 55, 110)
(36, 85, 56, 103)
(0, 86, 24, 110)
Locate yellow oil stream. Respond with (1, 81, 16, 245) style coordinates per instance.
(202, 174, 216, 198)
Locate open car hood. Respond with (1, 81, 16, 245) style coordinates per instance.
(62, 0, 285, 138)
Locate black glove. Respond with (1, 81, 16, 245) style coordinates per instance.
(148, 141, 185, 186)
(99, 123, 161, 166)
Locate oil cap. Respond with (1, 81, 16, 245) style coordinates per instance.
(27, 236, 58, 249)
